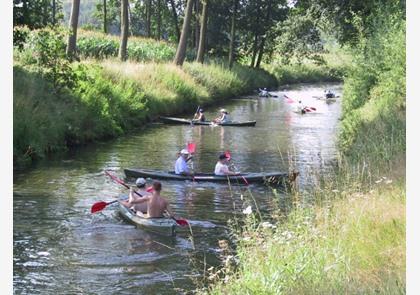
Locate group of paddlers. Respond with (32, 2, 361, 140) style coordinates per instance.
(120, 147, 239, 219)
(191, 108, 232, 124)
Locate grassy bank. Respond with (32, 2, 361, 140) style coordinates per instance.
(205, 177, 405, 294)
(13, 58, 277, 165)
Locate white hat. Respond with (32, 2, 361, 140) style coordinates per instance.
(220, 108, 227, 113)
(180, 149, 189, 154)
(136, 178, 147, 186)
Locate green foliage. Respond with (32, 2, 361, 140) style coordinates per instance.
(338, 9, 406, 162)
(16, 27, 80, 93)
(13, 26, 30, 51)
(76, 30, 177, 62)
(275, 9, 324, 64)
(14, 0, 64, 29)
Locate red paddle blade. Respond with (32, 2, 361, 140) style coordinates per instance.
(310, 107, 317, 111)
(91, 201, 108, 213)
(175, 218, 189, 227)
(146, 186, 154, 192)
(187, 142, 196, 154)
(224, 150, 231, 160)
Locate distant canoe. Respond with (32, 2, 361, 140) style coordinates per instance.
(160, 116, 256, 127)
(117, 201, 177, 236)
(124, 168, 289, 185)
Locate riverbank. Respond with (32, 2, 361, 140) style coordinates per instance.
(13, 58, 278, 166)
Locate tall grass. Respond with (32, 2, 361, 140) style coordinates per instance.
(204, 164, 406, 295)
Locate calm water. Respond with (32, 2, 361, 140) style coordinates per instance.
(14, 82, 342, 294)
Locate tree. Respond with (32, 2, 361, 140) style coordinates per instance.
(228, 0, 238, 69)
(13, 0, 63, 28)
(118, 0, 129, 61)
(103, 0, 108, 33)
(173, 0, 194, 66)
(66, 0, 80, 58)
(196, 0, 208, 63)
(169, 0, 181, 42)
(156, 0, 161, 39)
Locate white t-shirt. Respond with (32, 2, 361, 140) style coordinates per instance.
(214, 162, 230, 175)
(175, 156, 189, 174)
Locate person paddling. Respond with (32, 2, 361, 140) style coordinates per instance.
(124, 181, 175, 218)
(192, 109, 206, 122)
(120, 178, 151, 214)
(174, 149, 193, 176)
(214, 153, 240, 176)
(213, 109, 232, 124)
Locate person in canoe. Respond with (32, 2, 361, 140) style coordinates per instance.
(120, 177, 152, 213)
(213, 109, 232, 124)
(192, 108, 206, 122)
(214, 153, 240, 176)
(174, 149, 193, 176)
(296, 100, 306, 114)
(258, 88, 269, 97)
(126, 181, 175, 218)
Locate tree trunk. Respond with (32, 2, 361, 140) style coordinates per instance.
(146, 0, 152, 37)
(255, 38, 265, 68)
(66, 0, 80, 58)
(228, 0, 238, 69)
(156, 0, 161, 40)
(173, 0, 194, 66)
(52, 0, 56, 25)
(103, 0, 107, 33)
(255, 0, 272, 68)
(249, 2, 261, 68)
(196, 0, 208, 63)
(169, 0, 181, 42)
(255, 0, 271, 68)
(118, 0, 129, 61)
(194, 0, 200, 50)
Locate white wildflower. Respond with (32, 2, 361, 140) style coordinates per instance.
(243, 206, 252, 215)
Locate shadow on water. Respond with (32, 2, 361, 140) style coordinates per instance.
(14, 82, 342, 294)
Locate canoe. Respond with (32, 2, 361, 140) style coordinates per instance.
(124, 168, 289, 185)
(117, 201, 177, 236)
(160, 116, 256, 127)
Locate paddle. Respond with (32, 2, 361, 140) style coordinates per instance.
(191, 105, 200, 125)
(91, 199, 119, 213)
(103, 170, 189, 226)
(187, 142, 196, 181)
(224, 151, 249, 186)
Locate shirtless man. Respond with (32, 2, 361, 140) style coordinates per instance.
(126, 181, 174, 218)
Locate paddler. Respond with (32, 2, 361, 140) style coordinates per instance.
(174, 149, 193, 175)
(120, 177, 152, 213)
(192, 108, 206, 122)
(213, 109, 232, 124)
(214, 153, 240, 176)
(126, 181, 175, 218)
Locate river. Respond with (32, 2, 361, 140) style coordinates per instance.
(13, 82, 342, 294)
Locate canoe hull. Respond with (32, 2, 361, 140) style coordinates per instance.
(160, 116, 256, 127)
(124, 168, 289, 185)
(118, 202, 177, 236)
